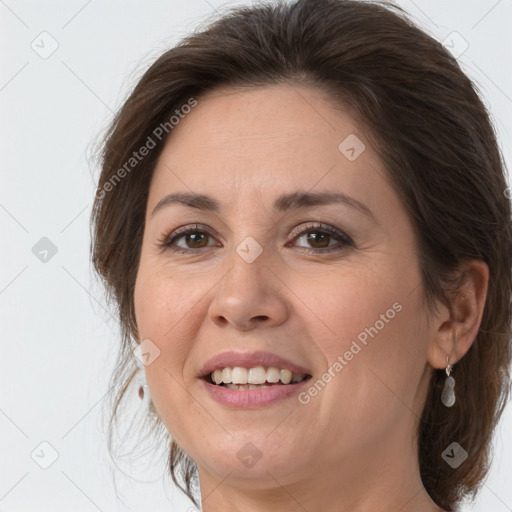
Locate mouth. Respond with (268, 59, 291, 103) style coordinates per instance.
(197, 350, 313, 406)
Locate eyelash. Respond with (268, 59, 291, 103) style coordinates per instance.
(157, 222, 354, 255)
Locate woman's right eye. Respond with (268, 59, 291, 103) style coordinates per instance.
(158, 224, 217, 254)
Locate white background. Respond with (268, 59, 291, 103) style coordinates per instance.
(1, 0, 511, 511)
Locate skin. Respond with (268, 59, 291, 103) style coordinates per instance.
(133, 83, 489, 512)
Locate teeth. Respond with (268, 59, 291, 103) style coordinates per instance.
(280, 369, 292, 384)
(225, 383, 271, 390)
(232, 367, 248, 384)
(267, 367, 280, 383)
(209, 366, 307, 386)
(221, 368, 231, 384)
(213, 369, 223, 385)
(248, 366, 267, 384)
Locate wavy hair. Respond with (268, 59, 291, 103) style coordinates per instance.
(90, 1, 512, 509)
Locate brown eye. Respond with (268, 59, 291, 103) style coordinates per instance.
(159, 223, 218, 254)
(183, 232, 209, 249)
(290, 223, 353, 253)
(303, 232, 332, 249)
(160, 222, 353, 255)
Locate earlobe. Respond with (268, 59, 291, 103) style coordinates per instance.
(427, 259, 489, 370)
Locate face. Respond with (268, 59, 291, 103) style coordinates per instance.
(133, 84, 434, 491)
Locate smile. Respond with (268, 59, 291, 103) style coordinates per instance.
(208, 366, 309, 387)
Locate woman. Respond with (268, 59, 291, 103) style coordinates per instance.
(90, 0, 512, 510)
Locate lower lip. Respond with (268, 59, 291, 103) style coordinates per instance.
(200, 378, 311, 408)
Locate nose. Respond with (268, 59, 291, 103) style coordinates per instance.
(207, 250, 289, 332)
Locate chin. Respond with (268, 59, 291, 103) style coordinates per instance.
(197, 441, 297, 482)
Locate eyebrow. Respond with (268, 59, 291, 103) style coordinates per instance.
(151, 190, 375, 219)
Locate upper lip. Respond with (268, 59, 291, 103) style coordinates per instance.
(198, 350, 312, 378)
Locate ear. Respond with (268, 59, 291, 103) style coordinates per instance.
(427, 259, 489, 369)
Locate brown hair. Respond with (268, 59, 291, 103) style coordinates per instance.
(89, 0, 512, 510)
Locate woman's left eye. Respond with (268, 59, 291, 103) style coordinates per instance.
(287, 222, 353, 252)
(158, 222, 353, 254)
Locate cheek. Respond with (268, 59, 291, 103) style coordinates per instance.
(304, 267, 403, 356)
(134, 265, 196, 340)
(133, 263, 215, 380)
(133, 269, 203, 443)
(307, 266, 426, 413)
(133, 270, 194, 402)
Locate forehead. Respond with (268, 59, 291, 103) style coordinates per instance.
(148, 84, 385, 208)
(164, 84, 359, 154)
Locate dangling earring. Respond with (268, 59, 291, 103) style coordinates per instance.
(441, 355, 456, 407)
(137, 369, 152, 413)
